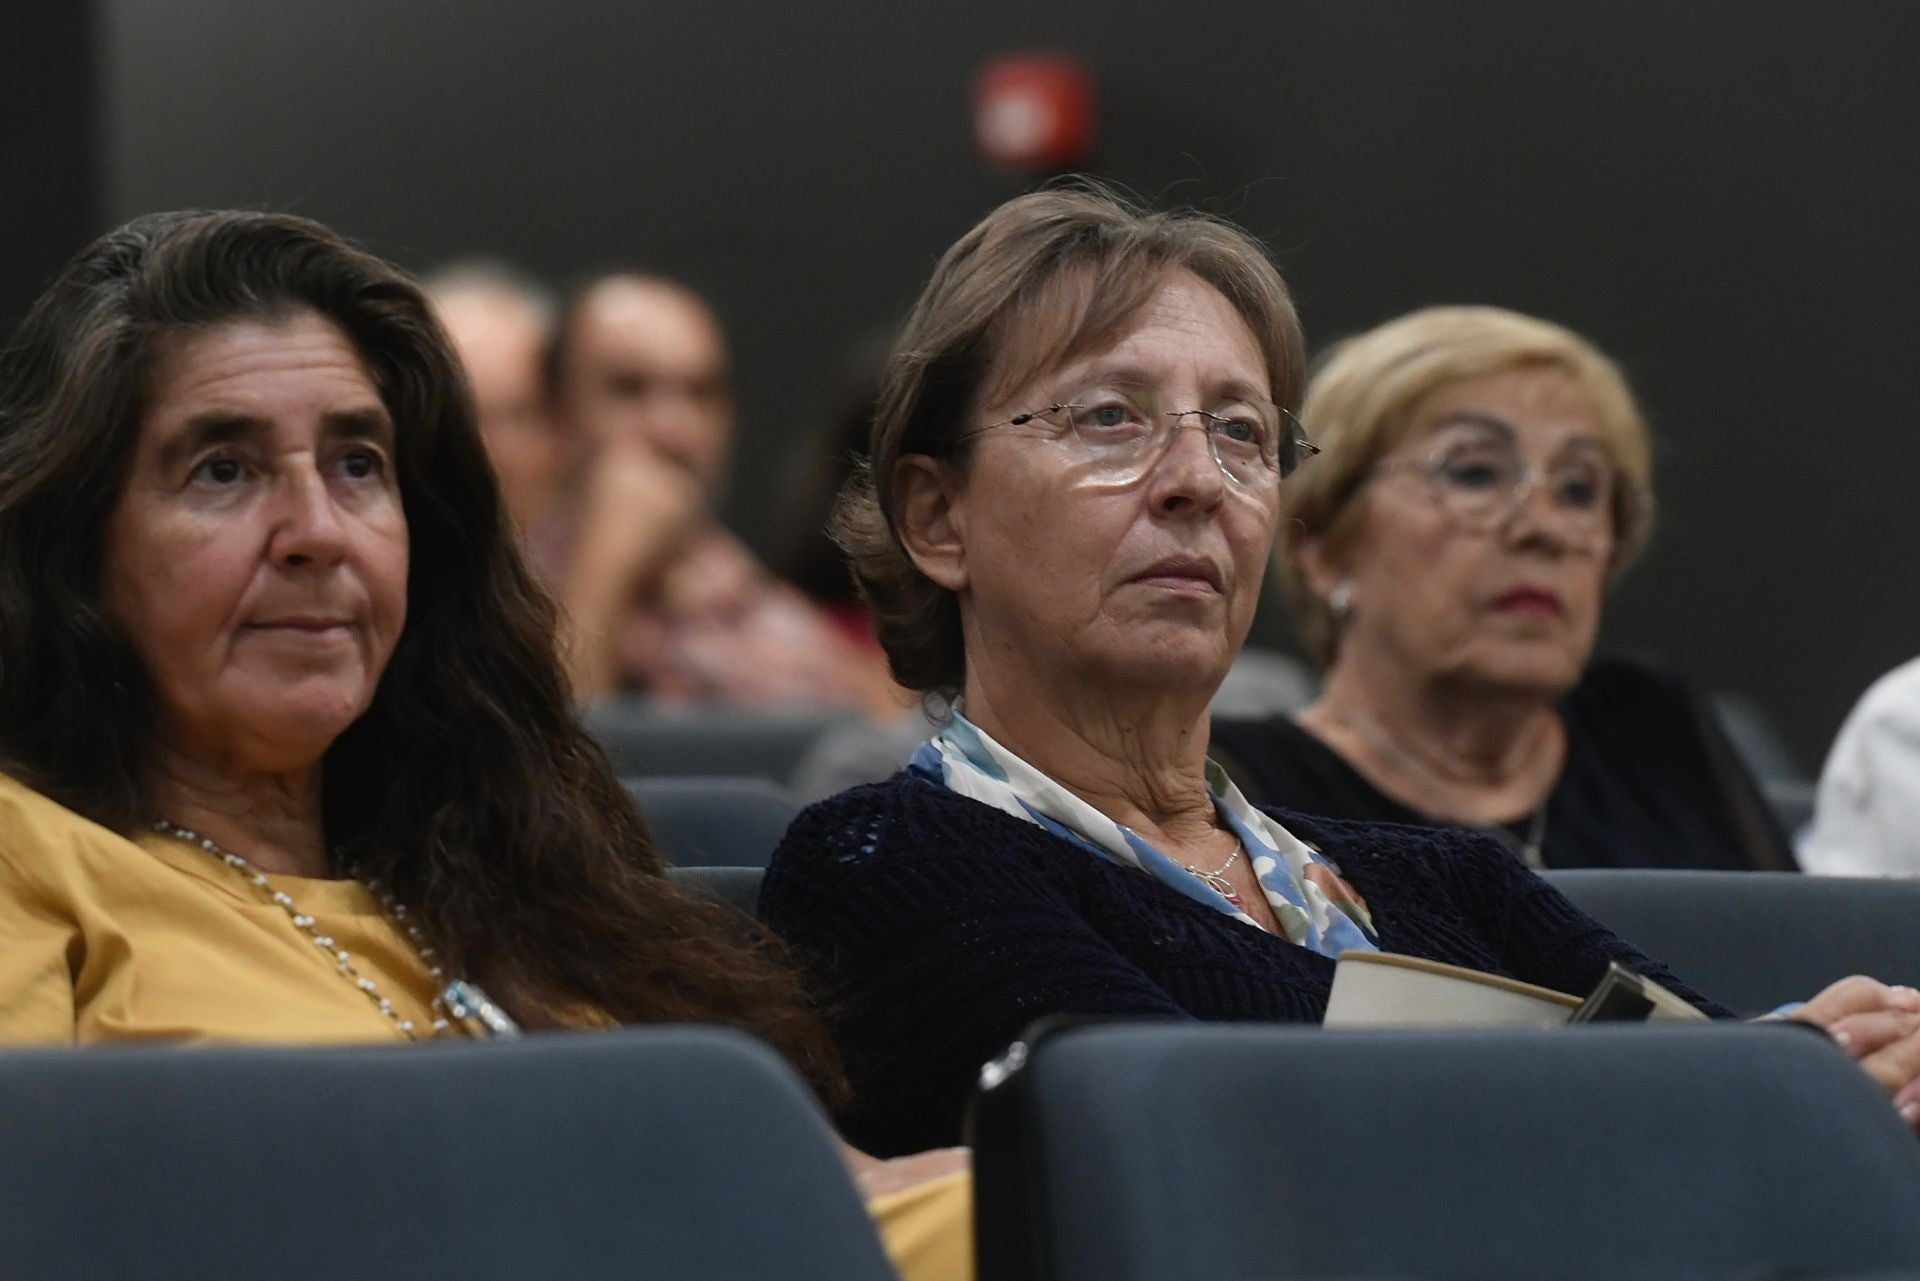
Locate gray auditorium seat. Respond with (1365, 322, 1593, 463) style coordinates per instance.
(0, 1027, 894, 1281)
(584, 700, 855, 783)
(1545, 869, 1920, 1013)
(668, 864, 766, 919)
(1713, 690, 1816, 833)
(971, 1021, 1920, 1281)
(1712, 690, 1807, 791)
(1762, 776, 1818, 837)
(625, 775, 798, 867)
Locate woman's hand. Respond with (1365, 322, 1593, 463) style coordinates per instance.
(1791, 974, 1920, 1035)
(573, 438, 706, 595)
(561, 439, 706, 699)
(1790, 975, 1920, 1128)
(841, 1141, 971, 1200)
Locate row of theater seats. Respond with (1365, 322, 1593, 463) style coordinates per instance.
(586, 702, 1920, 1277)
(588, 679, 1821, 835)
(8, 1019, 1920, 1279)
(669, 864, 1920, 1015)
(0, 708, 1888, 1276)
(628, 770, 1920, 1017)
(585, 701, 862, 786)
(631, 765, 1920, 1017)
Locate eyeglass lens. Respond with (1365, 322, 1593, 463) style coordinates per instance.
(1049, 385, 1307, 484)
(1425, 437, 1615, 540)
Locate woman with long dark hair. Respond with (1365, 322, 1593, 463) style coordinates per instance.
(0, 209, 963, 1280)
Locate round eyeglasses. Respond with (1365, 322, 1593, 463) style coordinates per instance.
(968, 383, 1319, 487)
(1373, 437, 1619, 553)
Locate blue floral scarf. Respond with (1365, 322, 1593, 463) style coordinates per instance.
(908, 712, 1377, 956)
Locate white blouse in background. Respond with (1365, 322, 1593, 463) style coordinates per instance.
(1801, 656, 1920, 877)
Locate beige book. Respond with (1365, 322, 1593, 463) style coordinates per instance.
(1324, 952, 1709, 1029)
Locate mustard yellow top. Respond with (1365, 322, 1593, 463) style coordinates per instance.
(0, 770, 971, 1281)
(0, 770, 444, 1045)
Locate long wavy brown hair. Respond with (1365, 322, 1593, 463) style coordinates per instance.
(0, 209, 842, 1098)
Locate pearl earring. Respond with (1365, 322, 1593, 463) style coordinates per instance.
(1328, 581, 1353, 623)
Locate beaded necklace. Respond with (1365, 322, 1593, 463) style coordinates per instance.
(152, 819, 458, 1041)
(1180, 841, 1245, 906)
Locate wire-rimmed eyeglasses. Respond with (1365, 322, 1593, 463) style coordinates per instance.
(966, 383, 1320, 487)
(1372, 434, 1620, 554)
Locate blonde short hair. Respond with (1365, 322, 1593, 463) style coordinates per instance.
(1278, 305, 1654, 666)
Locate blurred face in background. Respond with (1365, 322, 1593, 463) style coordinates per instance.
(1313, 364, 1614, 698)
(433, 286, 559, 530)
(554, 276, 735, 493)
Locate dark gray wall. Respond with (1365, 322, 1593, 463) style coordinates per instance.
(2, 5, 97, 336)
(97, 0, 1920, 765)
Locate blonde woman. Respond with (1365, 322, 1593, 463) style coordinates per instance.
(1211, 306, 1792, 871)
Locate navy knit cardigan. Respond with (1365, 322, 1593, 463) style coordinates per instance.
(759, 773, 1733, 1157)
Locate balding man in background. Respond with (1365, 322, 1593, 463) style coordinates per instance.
(538, 272, 900, 714)
(425, 262, 562, 532)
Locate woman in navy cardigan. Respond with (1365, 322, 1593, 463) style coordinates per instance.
(758, 185, 1920, 1158)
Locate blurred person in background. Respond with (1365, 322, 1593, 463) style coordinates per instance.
(1801, 657, 1920, 875)
(770, 336, 891, 649)
(0, 210, 966, 1281)
(424, 260, 562, 532)
(538, 271, 901, 715)
(1210, 306, 1794, 872)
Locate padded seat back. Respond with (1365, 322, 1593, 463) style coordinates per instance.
(1545, 870, 1920, 1013)
(626, 775, 798, 867)
(972, 1022, 1920, 1281)
(668, 864, 766, 919)
(0, 1027, 893, 1281)
(584, 701, 852, 783)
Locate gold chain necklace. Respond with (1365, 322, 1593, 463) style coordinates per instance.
(152, 820, 502, 1040)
